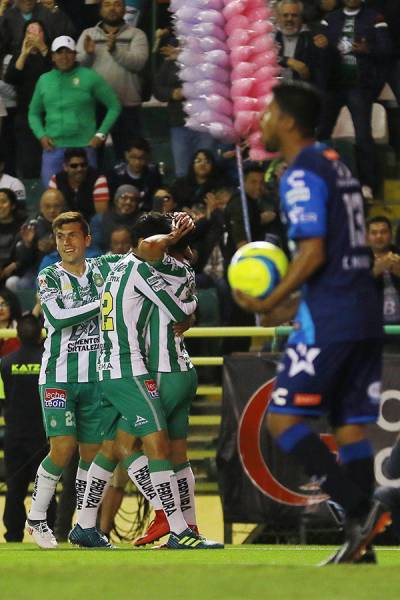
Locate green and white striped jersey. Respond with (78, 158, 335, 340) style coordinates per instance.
(98, 252, 198, 381)
(38, 256, 120, 384)
(146, 255, 195, 373)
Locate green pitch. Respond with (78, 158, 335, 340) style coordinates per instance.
(1, 545, 399, 600)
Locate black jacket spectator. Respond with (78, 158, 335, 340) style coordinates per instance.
(153, 58, 185, 128)
(0, 1, 74, 58)
(319, 3, 393, 92)
(171, 149, 226, 209)
(1, 314, 56, 542)
(275, 29, 321, 83)
(4, 19, 52, 178)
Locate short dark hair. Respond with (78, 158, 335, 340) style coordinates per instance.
(63, 148, 88, 163)
(125, 137, 151, 155)
(243, 162, 265, 177)
(0, 287, 22, 322)
(131, 212, 171, 247)
(17, 313, 42, 345)
(273, 81, 322, 138)
(367, 215, 392, 231)
(0, 188, 18, 209)
(52, 211, 90, 236)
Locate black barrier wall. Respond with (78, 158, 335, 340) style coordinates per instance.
(217, 353, 400, 536)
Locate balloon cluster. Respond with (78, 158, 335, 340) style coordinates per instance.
(169, 0, 279, 159)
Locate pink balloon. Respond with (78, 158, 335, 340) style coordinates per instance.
(222, 0, 246, 19)
(249, 146, 269, 161)
(248, 130, 262, 147)
(245, 7, 269, 21)
(256, 94, 274, 112)
(252, 79, 275, 97)
(231, 78, 255, 98)
(255, 66, 280, 82)
(230, 45, 253, 63)
(198, 9, 225, 26)
(206, 94, 233, 116)
(226, 29, 250, 48)
(249, 20, 270, 37)
(224, 15, 249, 36)
(252, 51, 280, 70)
(234, 111, 259, 137)
(232, 62, 256, 78)
(192, 22, 226, 40)
(233, 96, 259, 112)
(250, 35, 274, 54)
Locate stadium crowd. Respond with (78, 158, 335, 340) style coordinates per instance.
(0, 0, 400, 550)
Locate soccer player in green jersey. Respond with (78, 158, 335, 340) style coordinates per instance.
(26, 211, 120, 549)
(70, 213, 222, 549)
(126, 228, 201, 546)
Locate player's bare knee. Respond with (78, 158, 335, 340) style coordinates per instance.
(79, 442, 100, 463)
(49, 436, 77, 467)
(266, 413, 303, 438)
(100, 439, 118, 462)
(143, 433, 171, 461)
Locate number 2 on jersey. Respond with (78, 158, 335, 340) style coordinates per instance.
(101, 291, 114, 331)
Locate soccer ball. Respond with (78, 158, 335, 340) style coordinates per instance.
(228, 241, 289, 299)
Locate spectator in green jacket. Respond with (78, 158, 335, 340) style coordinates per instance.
(28, 35, 121, 187)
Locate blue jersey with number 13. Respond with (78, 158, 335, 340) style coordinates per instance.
(280, 143, 382, 345)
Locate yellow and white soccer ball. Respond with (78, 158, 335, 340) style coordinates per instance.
(228, 241, 289, 299)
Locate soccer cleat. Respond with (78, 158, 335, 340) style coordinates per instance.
(320, 544, 377, 566)
(322, 501, 391, 565)
(133, 510, 170, 546)
(26, 519, 58, 549)
(68, 524, 114, 549)
(163, 527, 224, 550)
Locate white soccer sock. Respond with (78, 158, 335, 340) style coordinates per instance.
(175, 463, 197, 527)
(75, 460, 91, 516)
(126, 453, 162, 510)
(28, 462, 62, 521)
(149, 466, 188, 535)
(77, 456, 116, 529)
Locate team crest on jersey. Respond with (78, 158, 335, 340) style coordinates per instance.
(144, 379, 159, 399)
(93, 273, 104, 287)
(44, 388, 67, 409)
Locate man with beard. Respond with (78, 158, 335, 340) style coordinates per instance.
(76, 0, 149, 159)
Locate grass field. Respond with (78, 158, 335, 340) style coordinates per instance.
(1, 545, 400, 600)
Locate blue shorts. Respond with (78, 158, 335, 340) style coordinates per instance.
(269, 339, 383, 427)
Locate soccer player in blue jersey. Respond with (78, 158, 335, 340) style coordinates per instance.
(234, 81, 390, 564)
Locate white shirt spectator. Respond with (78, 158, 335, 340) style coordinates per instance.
(0, 173, 26, 203)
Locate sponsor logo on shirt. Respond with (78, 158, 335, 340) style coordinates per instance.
(11, 363, 41, 375)
(294, 393, 322, 406)
(135, 415, 148, 427)
(38, 276, 47, 288)
(44, 388, 67, 409)
(144, 379, 159, 399)
(93, 273, 104, 287)
(67, 319, 100, 352)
